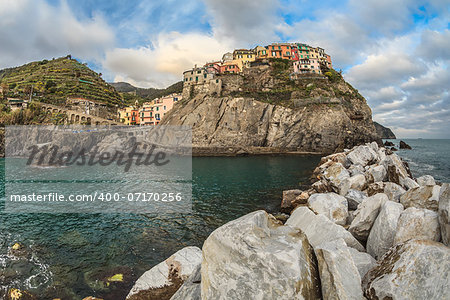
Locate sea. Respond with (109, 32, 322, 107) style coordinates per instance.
(0, 139, 448, 299)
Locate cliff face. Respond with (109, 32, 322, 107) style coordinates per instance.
(373, 122, 396, 139)
(162, 62, 380, 155)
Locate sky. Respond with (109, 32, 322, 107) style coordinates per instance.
(0, 0, 449, 138)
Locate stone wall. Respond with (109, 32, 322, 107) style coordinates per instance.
(182, 74, 245, 99)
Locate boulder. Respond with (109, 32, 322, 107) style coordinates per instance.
(321, 162, 350, 194)
(286, 207, 365, 252)
(416, 175, 435, 186)
(312, 179, 331, 193)
(339, 174, 367, 196)
(363, 239, 450, 300)
(127, 246, 202, 300)
(170, 265, 201, 300)
(399, 140, 412, 149)
(320, 152, 350, 168)
(399, 185, 440, 211)
(347, 247, 376, 279)
(439, 183, 450, 246)
(394, 207, 441, 245)
(307, 193, 348, 225)
(345, 189, 367, 210)
(365, 165, 387, 183)
(366, 201, 404, 259)
(281, 189, 308, 212)
(366, 182, 385, 196)
(384, 141, 394, 147)
(383, 182, 406, 202)
(381, 154, 418, 190)
(349, 193, 389, 241)
(315, 239, 364, 300)
(348, 164, 365, 176)
(346, 145, 379, 167)
(201, 210, 321, 299)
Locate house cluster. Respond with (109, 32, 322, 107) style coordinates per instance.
(183, 42, 332, 84)
(118, 93, 181, 125)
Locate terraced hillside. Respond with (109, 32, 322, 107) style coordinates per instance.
(0, 56, 123, 107)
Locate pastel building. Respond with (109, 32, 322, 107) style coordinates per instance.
(139, 102, 153, 125)
(233, 49, 256, 70)
(118, 106, 135, 125)
(293, 58, 322, 74)
(267, 43, 294, 60)
(183, 66, 215, 85)
(141, 93, 182, 125)
(220, 61, 240, 73)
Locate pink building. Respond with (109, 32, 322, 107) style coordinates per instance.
(293, 58, 322, 74)
(148, 93, 182, 125)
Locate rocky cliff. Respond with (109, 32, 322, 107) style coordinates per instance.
(162, 62, 380, 155)
(373, 122, 396, 139)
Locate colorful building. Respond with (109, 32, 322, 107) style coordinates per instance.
(118, 106, 134, 125)
(119, 93, 182, 126)
(147, 94, 181, 125)
(183, 66, 215, 85)
(232, 49, 256, 70)
(293, 58, 322, 74)
(267, 43, 294, 60)
(220, 61, 240, 74)
(139, 102, 153, 125)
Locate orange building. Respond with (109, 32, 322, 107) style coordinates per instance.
(267, 43, 294, 60)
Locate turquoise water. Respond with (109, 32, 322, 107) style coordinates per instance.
(384, 139, 450, 182)
(0, 155, 320, 299)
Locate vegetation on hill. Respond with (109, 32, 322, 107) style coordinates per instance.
(0, 56, 123, 107)
(111, 81, 183, 105)
(235, 61, 360, 109)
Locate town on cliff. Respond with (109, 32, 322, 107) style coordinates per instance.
(116, 42, 332, 126)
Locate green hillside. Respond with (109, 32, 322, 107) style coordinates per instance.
(111, 81, 183, 105)
(0, 56, 123, 107)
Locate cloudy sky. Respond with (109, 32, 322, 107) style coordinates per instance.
(0, 0, 449, 138)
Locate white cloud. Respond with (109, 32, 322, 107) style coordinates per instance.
(415, 29, 450, 62)
(203, 0, 280, 45)
(103, 32, 233, 88)
(0, 0, 114, 69)
(345, 53, 426, 89)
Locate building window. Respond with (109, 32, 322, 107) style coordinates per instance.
(196, 76, 198, 81)
(164, 106, 166, 110)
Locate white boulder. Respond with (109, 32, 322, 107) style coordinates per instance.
(340, 174, 367, 196)
(286, 207, 365, 252)
(347, 247, 376, 279)
(366, 201, 404, 259)
(383, 182, 406, 202)
(349, 193, 389, 241)
(127, 246, 202, 299)
(307, 193, 348, 225)
(347, 145, 379, 167)
(201, 210, 321, 299)
(363, 239, 450, 300)
(399, 185, 440, 211)
(394, 207, 441, 245)
(315, 239, 364, 300)
(416, 175, 435, 186)
(365, 165, 387, 183)
(345, 189, 367, 210)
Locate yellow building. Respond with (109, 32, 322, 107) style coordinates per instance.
(118, 106, 135, 125)
(232, 49, 256, 71)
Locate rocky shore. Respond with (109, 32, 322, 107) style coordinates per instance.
(125, 142, 449, 300)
